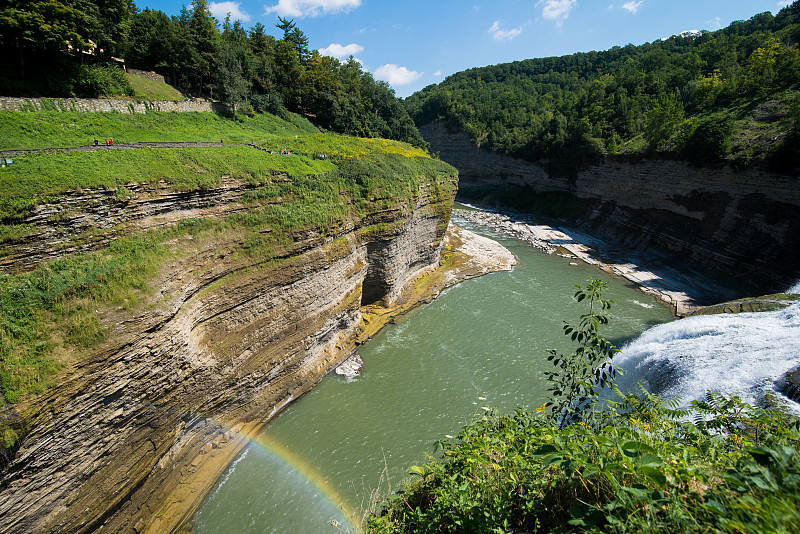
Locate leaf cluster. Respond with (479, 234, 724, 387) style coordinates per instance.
(368, 392, 800, 534)
(544, 278, 620, 429)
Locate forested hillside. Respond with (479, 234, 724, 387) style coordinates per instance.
(0, 0, 424, 146)
(405, 2, 800, 171)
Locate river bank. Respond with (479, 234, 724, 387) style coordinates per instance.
(194, 211, 675, 534)
(455, 204, 738, 316)
(173, 222, 516, 532)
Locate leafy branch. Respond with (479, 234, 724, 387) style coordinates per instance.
(544, 278, 620, 429)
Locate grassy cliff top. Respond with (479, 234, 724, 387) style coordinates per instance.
(0, 109, 457, 410)
(0, 109, 318, 150)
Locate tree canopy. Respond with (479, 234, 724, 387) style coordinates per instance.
(0, 0, 426, 147)
(405, 1, 800, 168)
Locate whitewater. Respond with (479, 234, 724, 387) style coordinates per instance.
(616, 281, 800, 410)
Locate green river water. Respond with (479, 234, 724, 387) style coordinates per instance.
(194, 212, 674, 533)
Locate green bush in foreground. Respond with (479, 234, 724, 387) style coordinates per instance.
(367, 280, 800, 533)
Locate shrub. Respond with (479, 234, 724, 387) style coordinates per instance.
(680, 114, 734, 164)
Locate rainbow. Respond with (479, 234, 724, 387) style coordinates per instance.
(248, 432, 359, 532)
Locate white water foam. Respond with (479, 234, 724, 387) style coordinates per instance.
(616, 297, 800, 410)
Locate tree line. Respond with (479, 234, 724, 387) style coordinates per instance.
(0, 0, 425, 146)
(404, 2, 800, 168)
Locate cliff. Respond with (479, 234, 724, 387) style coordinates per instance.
(421, 122, 800, 296)
(0, 165, 460, 533)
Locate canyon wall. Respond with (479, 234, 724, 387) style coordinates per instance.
(0, 172, 456, 533)
(421, 122, 800, 294)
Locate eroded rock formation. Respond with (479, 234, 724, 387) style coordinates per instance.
(0, 172, 457, 533)
(421, 122, 800, 295)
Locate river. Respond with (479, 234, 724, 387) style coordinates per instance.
(193, 211, 675, 533)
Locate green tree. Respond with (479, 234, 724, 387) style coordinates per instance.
(0, 0, 90, 78)
(276, 17, 309, 61)
(216, 39, 250, 119)
(544, 278, 619, 429)
(188, 0, 219, 96)
(644, 91, 685, 150)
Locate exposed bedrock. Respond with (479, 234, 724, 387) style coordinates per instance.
(0, 175, 456, 533)
(421, 122, 800, 295)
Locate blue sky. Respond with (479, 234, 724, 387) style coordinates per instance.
(137, 0, 795, 97)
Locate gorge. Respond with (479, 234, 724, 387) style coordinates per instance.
(0, 146, 466, 533)
(420, 122, 800, 300)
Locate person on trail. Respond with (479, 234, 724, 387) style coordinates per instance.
(94, 139, 99, 146)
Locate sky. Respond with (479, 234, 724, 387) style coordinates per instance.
(137, 0, 796, 98)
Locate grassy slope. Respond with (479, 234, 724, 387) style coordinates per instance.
(0, 110, 317, 149)
(125, 73, 184, 101)
(0, 110, 455, 411)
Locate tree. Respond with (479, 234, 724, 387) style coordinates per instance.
(276, 17, 309, 61)
(544, 278, 619, 429)
(216, 40, 250, 119)
(0, 0, 90, 78)
(188, 0, 219, 96)
(644, 91, 685, 150)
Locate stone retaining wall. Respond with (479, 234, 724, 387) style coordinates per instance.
(0, 96, 218, 113)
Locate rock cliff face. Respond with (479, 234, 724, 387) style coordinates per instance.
(421, 122, 800, 294)
(0, 173, 457, 533)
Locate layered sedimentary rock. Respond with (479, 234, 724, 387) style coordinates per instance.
(421, 122, 800, 293)
(0, 172, 457, 533)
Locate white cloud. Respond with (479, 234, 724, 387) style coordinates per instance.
(777, 1, 792, 7)
(434, 70, 442, 76)
(621, 1, 643, 14)
(489, 21, 524, 41)
(264, 0, 361, 18)
(705, 16, 722, 30)
(318, 43, 364, 58)
(373, 64, 423, 86)
(537, 0, 577, 26)
(210, 1, 251, 22)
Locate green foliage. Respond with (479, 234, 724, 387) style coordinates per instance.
(404, 2, 800, 167)
(368, 392, 800, 534)
(680, 114, 735, 164)
(75, 65, 133, 98)
(0, 1, 426, 146)
(544, 279, 619, 429)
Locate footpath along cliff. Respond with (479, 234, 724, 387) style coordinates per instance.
(421, 122, 800, 297)
(0, 145, 512, 533)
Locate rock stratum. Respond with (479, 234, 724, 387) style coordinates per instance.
(421, 122, 800, 297)
(0, 166, 468, 533)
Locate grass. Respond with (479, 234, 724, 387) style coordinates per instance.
(0, 146, 336, 222)
(0, 109, 318, 150)
(0, 118, 457, 410)
(125, 73, 185, 101)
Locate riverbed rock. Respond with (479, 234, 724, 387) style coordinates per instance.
(688, 293, 800, 316)
(335, 353, 364, 378)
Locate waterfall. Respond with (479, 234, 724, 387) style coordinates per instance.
(615, 282, 800, 411)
